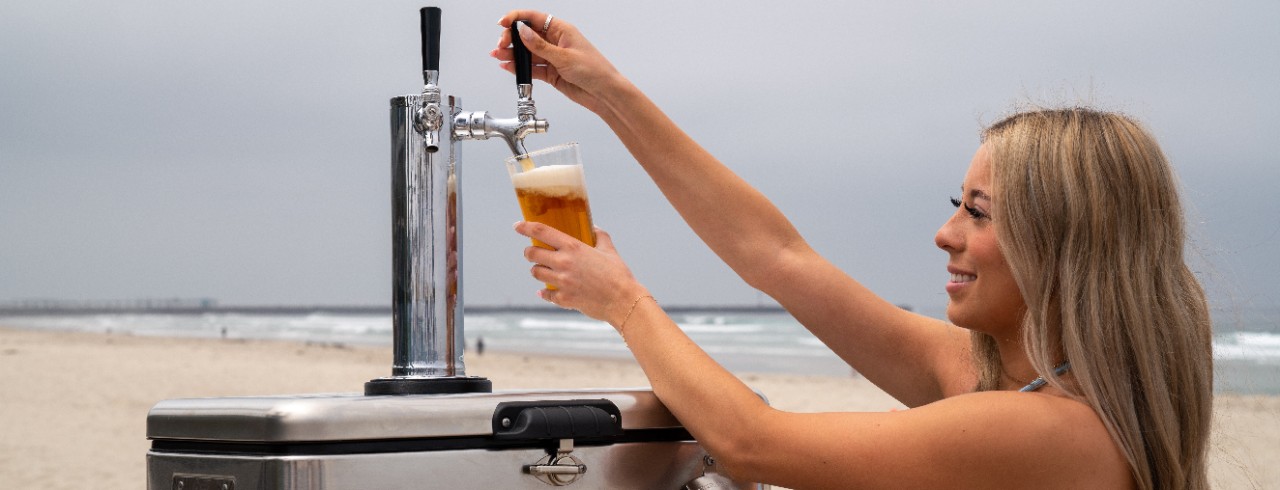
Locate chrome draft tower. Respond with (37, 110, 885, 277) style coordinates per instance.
(365, 8, 547, 395)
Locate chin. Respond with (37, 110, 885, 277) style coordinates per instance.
(945, 303, 968, 328)
(946, 301, 1025, 338)
(945, 303, 983, 333)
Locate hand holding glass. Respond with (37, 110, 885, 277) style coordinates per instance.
(507, 143, 597, 288)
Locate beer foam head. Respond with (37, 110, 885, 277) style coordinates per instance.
(510, 164, 586, 197)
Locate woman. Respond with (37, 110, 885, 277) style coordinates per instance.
(493, 11, 1212, 489)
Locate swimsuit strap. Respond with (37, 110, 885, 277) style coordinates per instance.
(1019, 361, 1071, 392)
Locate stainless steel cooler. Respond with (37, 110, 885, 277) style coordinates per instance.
(147, 388, 757, 489)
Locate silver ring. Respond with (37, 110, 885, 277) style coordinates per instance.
(542, 14, 554, 34)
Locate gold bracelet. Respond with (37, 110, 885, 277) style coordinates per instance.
(618, 294, 655, 342)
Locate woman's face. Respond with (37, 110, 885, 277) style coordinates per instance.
(934, 145, 1025, 335)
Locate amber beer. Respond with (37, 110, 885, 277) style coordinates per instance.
(507, 144, 596, 288)
(507, 143, 595, 248)
(512, 166, 596, 248)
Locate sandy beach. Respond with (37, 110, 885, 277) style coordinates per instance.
(1, 326, 1276, 489)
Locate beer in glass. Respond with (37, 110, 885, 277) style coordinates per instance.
(507, 143, 596, 288)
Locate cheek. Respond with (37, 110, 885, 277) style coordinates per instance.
(982, 245, 1025, 308)
(969, 232, 1003, 267)
(974, 236, 1019, 293)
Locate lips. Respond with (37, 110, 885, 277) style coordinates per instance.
(946, 267, 976, 294)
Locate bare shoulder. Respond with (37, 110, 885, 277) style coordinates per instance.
(756, 390, 1134, 489)
(899, 391, 1134, 488)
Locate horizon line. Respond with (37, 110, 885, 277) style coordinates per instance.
(0, 303, 797, 316)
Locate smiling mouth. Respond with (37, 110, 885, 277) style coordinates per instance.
(950, 273, 977, 283)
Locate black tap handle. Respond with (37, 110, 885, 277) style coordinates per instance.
(511, 20, 532, 85)
(421, 7, 441, 75)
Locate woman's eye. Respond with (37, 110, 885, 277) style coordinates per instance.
(951, 196, 988, 220)
(964, 204, 986, 219)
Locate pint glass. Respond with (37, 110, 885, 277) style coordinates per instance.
(506, 142, 597, 254)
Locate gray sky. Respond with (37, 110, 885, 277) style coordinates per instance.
(2, 1, 1277, 312)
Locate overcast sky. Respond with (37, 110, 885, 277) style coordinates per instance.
(2, 1, 1277, 313)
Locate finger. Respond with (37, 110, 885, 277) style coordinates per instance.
(536, 287, 557, 304)
(495, 28, 510, 50)
(530, 263, 558, 285)
(501, 10, 573, 44)
(596, 230, 622, 257)
(498, 10, 552, 30)
(491, 47, 551, 67)
(593, 227, 617, 253)
(524, 244, 557, 265)
(537, 288, 573, 309)
(513, 21, 566, 67)
(514, 221, 579, 251)
(496, 62, 556, 85)
(537, 288, 576, 310)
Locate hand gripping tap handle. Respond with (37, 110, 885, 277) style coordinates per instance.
(420, 7, 441, 78)
(511, 20, 533, 86)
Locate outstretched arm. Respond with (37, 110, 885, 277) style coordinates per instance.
(496, 11, 972, 405)
(514, 222, 1130, 489)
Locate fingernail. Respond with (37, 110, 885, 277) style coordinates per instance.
(513, 221, 522, 230)
(515, 21, 533, 39)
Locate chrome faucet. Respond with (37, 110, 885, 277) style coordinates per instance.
(414, 10, 444, 153)
(415, 68, 443, 153)
(452, 20, 548, 158)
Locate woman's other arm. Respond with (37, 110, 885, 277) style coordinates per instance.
(516, 223, 1130, 489)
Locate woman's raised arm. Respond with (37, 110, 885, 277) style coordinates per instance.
(495, 11, 973, 405)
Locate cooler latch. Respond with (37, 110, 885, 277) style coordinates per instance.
(525, 438, 587, 486)
(492, 399, 623, 486)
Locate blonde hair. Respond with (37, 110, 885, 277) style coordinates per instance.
(974, 108, 1213, 489)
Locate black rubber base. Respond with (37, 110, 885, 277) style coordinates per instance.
(364, 376, 493, 396)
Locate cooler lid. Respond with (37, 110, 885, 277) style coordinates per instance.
(147, 388, 682, 443)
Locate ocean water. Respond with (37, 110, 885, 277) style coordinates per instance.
(2, 307, 1276, 395)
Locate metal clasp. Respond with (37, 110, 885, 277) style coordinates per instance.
(524, 438, 587, 486)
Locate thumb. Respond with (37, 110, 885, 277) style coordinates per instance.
(593, 227, 617, 253)
(515, 21, 564, 65)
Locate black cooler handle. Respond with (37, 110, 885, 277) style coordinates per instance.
(492, 399, 623, 441)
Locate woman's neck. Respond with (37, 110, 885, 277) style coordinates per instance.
(994, 335, 1037, 391)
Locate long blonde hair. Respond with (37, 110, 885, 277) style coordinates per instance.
(972, 108, 1213, 489)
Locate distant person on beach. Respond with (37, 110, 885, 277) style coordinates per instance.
(495, 11, 1212, 490)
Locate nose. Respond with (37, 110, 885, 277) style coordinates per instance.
(935, 209, 964, 252)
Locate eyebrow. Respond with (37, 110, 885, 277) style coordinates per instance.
(961, 185, 992, 202)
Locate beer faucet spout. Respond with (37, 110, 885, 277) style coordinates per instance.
(451, 20, 548, 158)
(416, 70, 443, 152)
(451, 106, 548, 159)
